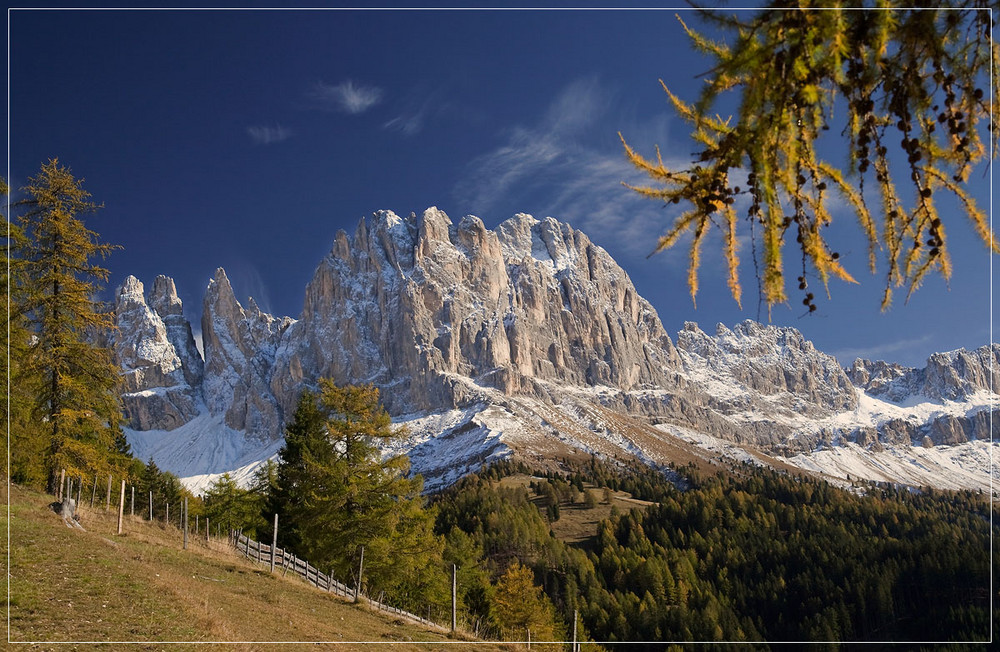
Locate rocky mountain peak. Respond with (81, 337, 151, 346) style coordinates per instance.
(114, 275, 178, 378)
(112, 275, 201, 431)
(202, 266, 292, 441)
(923, 345, 999, 400)
(848, 344, 999, 403)
(149, 275, 183, 317)
(271, 209, 681, 420)
(417, 206, 453, 251)
(117, 274, 145, 305)
(112, 208, 997, 495)
(845, 358, 912, 400)
(676, 319, 857, 414)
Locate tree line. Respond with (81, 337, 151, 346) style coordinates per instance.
(434, 459, 995, 647)
(200, 383, 569, 645)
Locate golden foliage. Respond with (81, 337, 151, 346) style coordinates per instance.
(622, 3, 998, 313)
(12, 159, 126, 487)
(491, 561, 564, 645)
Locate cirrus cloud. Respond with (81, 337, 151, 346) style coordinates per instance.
(453, 77, 688, 263)
(310, 79, 383, 114)
(247, 124, 292, 145)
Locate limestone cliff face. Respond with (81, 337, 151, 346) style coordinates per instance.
(269, 208, 680, 418)
(113, 275, 201, 430)
(848, 345, 999, 402)
(201, 268, 293, 441)
(150, 275, 204, 390)
(496, 214, 679, 390)
(113, 208, 997, 468)
(675, 320, 859, 416)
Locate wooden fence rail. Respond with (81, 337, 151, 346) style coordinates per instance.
(229, 531, 439, 629)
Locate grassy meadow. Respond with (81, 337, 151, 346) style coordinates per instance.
(6, 482, 504, 650)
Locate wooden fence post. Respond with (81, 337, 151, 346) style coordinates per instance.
(527, 628, 531, 650)
(90, 474, 98, 507)
(206, 517, 210, 544)
(451, 564, 457, 633)
(355, 546, 365, 602)
(148, 491, 153, 521)
(117, 479, 126, 535)
(57, 469, 66, 501)
(131, 485, 135, 517)
(270, 513, 278, 573)
(183, 497, 189, 550)
(166, 502, 170, 525)
(105, 474, 112, 510)
(76, 476, 82, 506)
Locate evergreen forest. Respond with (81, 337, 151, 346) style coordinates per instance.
(431, 459, 996, 647)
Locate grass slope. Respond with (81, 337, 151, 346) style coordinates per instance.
(7, 483, 499, 650)
(498, 474, 653, 547)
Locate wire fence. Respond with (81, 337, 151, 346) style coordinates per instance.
(49, 469, 582, 649)
(54, 470, 235, 541)
(229, 530, 443, 629)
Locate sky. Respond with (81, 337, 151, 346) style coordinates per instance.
(7, 4, 996, 369)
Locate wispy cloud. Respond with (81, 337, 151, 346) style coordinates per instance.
(453, 77, 696, 263)
(384, 113, 424, 136)
(310, 80, 383, 114)
(454, 78, 608, 213)
(247, 124, 292, 145)
(384, 100, 435, 136)
(383, 86, 456, 137)
(227, 261, 275, 316)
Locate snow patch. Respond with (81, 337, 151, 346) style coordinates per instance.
(779, 440, 998, 494)
(125, 410, 282, 495)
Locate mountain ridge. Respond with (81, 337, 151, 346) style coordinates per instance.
(110, 208, 997, 494)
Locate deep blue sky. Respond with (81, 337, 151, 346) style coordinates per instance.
(8, 5, 995, 368)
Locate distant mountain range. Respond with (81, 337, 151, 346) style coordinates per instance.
(112, 208, 998, 495)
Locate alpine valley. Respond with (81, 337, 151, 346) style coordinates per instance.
(111, 208, 998, 496)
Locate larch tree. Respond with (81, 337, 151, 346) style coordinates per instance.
(621, 2, 998, 314)
(13, 158, 125, 489)
(271, 380, 445, 608)
(491, 560, 564, 646)
(2, 177, 46, 485)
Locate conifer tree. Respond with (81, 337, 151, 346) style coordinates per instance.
(491, 561, 564, 645)
(272, 380, 445, 606)
(621, 3, 997, 312)
(203, 472, 261, 537)
(11, 159, 125, 488)
(4, 177, 48, 485)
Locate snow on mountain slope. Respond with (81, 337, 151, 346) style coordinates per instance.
(125, 408, 283, 495)
(781, 441, 996, 493)
(114, 208, 997, 496)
